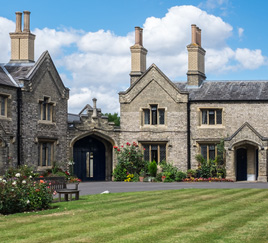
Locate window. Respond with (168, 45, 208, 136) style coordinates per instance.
(201, 109, 222, 125)
(200, 144, 218, 161)
(143, 105, 165, 125)
(38, 141, 54, 166)
(0, 95, 7, 117)
(143, 144, 166, 163)
(39, 97, 53, 121)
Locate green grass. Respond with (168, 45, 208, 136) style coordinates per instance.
(1, 189, 268, 242)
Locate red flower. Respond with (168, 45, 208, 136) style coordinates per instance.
(126, 142, 130, 146)
(113, 146, 118, 149)
(39, 176, 44, 178)
(121, 145, 124, 148)
(117, 149, 120, 152)
(143, 148, 146, 150)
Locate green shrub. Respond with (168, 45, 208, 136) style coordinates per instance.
(199, 164, 211, 178)
(187, 169, 197, 178)
(0, 165, 53, 215)
(148, 161, 157, 177)
(160, 161, 178, 181)
(155, 172, 163, 182)
(175, 171, 187, 181)
(114, 142, 145, 175)
(112, 163, 127, 181)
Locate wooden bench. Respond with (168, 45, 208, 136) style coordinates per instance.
(34, 177, 80, 202)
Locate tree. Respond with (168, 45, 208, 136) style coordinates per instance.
(103, 113, 120, 126)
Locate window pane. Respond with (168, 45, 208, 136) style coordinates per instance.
(209, 145, 215, 160)
(47, 104, 51, 121)
(159, 109, 165, 124)
(209, 110, 215, 125)
(47, 143, 51, 166)
(43, 102, 46, 120)
(216, 110, 222, 124)
(200, 145, 207, 160)
(202, 110, 207, 124)
(160, 145, 166, 162)
(151, 105, 157, 125)
(38, 103, 41, 120)
(1, 97, 5, 116)
(143, 145, 149, 161)
(42, 144, 46, 166)
(144, 109, 150, 124)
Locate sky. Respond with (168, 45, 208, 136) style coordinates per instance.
(0, 0, 268, 114)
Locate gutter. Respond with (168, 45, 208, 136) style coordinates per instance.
(17, 88, 22, 166)
(187, 102, 191, 170)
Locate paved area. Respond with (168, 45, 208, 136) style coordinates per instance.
(78, 181, 268, 196)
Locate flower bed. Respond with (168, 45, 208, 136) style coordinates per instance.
(183, 177, 233, 182)
(0, 165, 54, 215)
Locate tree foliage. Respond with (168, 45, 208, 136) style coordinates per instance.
(103, 113, 120, 126)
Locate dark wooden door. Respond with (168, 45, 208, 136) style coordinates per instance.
(73, 136, 106, 181)
(236, 148, 247, 181)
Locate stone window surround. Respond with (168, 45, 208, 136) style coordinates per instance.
(140, 142, 167, 163)
(197, 107, 225, 128)
(0, 93, 11, 119)
(37, 138, 56, 169)
(196, 141, 220, 161)
(38, 96, 56, 124)
(141, 104, 166, 126)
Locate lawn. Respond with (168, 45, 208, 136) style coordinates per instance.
(1, 189, 268, 242)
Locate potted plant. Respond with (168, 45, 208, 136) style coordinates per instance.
(139, 170, 146, 182)
(67, 177, 81, 190)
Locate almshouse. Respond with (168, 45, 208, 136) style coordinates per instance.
(1, 12, 267, 182)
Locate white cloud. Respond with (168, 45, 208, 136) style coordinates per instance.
(238, 27, 244, 38)
(0, 5, 267, 114)
(0, 17, 14, 62)
(235, 48, 266, 70)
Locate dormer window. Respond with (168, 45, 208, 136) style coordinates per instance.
(143, 105, 165, 125)
(39, 97, 53, 121)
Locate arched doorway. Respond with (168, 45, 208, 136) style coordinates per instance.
(235, 143, 258, 181)
(73, 136, 107, 181)
(236, 148, 247, 181)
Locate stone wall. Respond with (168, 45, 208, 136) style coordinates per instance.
(0, 85, 18, 174)
(20, 57, 69, 170)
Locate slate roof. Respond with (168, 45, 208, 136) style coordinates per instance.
(68, 113, 81, 123)
(175, 80, 268, 101)
(0, 63, 34, 87)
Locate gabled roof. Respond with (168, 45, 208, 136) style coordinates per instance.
(175, 80, 268, 101)
(225, 122, 267, 142)
(119, 63, 188, 95)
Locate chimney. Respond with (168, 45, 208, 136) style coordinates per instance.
(92, 98, 97, 118)
(187, 24, 206, 86)
(129, 27, 148, 85)
(9, 11, 36, 63)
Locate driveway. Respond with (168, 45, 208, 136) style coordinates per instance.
(78, 181, 268, 196)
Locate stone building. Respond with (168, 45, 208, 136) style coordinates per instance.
(1, 11, 268, 182)
(119, 25, 268, 182)
(0, 11, 69, 174)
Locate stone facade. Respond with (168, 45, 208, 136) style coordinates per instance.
(0, 12, 69, 173)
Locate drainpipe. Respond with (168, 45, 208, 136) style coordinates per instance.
(187, 102, 191, 170)
(17, 87, 22, 166)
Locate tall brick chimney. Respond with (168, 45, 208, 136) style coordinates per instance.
(187, 24, 206, 86)
(129, 27, 147, 85)
(9, 11, 35, 63)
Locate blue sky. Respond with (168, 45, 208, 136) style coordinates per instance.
(0, 0, 268, 113)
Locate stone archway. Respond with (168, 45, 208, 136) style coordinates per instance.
(72, 134, 113, 181)
(224, 123, 267, 182)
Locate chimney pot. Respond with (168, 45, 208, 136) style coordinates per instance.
(23, 11, 31, 32)
(135, 26, 143, 46)
(92, 98, 97, 118)
(15, 12, 22, 32)
(191, 24, 197, 44)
